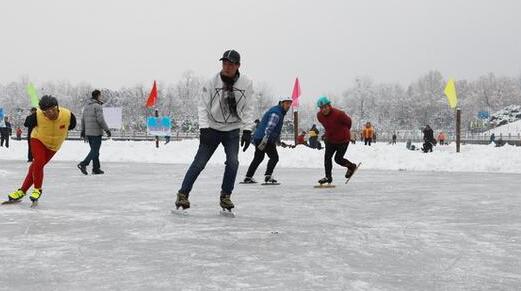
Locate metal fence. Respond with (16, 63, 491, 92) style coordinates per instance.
(61, 130, 521, 146)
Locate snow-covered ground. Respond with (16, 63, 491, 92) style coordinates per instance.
(1, 140, 521, 290)
(1, 138, 520, 174)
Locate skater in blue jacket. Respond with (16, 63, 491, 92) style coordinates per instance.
(243, 97, 292, 184)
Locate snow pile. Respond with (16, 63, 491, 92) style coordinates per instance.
(489, 104, 521, 126)
(484, 119, 521, 136)
(1, 139, 520, 174)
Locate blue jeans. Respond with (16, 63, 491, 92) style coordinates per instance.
(179, 128, 240, 196)
(81, 135, 102, 170)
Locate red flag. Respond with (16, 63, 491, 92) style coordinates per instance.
(291, 77, 301, 108)
(145, 80, 158, 108)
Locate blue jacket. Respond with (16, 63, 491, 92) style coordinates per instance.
(253, 105, 287, 144)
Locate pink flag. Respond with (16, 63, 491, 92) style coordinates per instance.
(291, 77, 301, 108)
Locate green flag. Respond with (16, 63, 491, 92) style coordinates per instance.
(26, 83, 39, 107)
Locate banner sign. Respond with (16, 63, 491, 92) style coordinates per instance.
(147, 116, 171, 136)
(103, 107, 122, 129)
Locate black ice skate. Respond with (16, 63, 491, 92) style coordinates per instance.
(240, 177, 257, 184)
(345, 162, 362, 184)
(262, 175, 280, 185)
(175, 192, 190, 210)
(314, 177, 335, 188)
(220, 194, 235, 217)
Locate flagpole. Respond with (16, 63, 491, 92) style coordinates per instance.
(154, 109, 160, 148)
(456, 108, 461, 153)
(291, 77, 301, 146)
(293, 107, 299, 145)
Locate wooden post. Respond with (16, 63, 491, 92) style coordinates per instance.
(155, 109, 159, 148)
(456, 108, 461, 152)
(293, 109, 299, 145)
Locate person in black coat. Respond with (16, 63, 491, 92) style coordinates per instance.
(24, 107, 37, 161)
(422, 125, 435, 153)
(0, 116, 12, 148)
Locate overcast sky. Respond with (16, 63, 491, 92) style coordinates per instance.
(1, 0, 520, 100)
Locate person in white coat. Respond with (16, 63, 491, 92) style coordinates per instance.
(175, 49, 255, 212)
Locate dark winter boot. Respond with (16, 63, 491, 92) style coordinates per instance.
(220, 194, 234, 210)
(175, 192, 190, 210)
(264, 175, 278, 183)
(92, 169, 105, 175)
(318, 177, 333, 185)
(77, 163, 88, 175)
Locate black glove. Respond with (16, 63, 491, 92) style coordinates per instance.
(241, 130, 251, 152)
(80, 130, 85, 138)
(105, 130, 111, 138)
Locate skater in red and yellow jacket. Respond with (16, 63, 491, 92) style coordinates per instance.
(316, 96, 358, 185)
(5, 95, 76, 204)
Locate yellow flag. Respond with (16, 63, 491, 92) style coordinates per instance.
(444, 79, 458, 109)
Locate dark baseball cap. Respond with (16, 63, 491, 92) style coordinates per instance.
(219, 49, 240, 64)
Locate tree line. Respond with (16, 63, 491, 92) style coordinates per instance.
(1, 71, 520, 134)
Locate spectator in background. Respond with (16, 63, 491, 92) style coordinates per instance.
(296, 131, 307, 146)
(362, 122, 374, 146)
(0, 116, 12, 148)
(16, 127, 22, 140)
(437, 131, 446, 145)
(24, 107, 38, 161)
(308, 124, 322, 149)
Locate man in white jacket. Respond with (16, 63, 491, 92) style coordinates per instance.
(176, 49, 254, 212)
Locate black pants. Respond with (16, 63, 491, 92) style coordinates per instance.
(245, 142, 278, 178)
(0, 134, 9, 148)
(364, 138, 372, 146)
(324, 142, 355, 179)
(81, 135, 103, 170)
(27, 137, 33, 161)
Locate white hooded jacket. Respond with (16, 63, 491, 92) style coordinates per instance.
(198, 72, 255, 132)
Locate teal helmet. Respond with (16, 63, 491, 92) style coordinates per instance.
(316, 96, 331, 108)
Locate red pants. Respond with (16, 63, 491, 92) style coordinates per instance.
(21, 139, 56, 192)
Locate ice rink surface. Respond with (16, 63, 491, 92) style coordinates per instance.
(1, 160, 520, 290)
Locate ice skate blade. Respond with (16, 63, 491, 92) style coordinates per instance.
(314, 184, 336, 188)
(220, 209, 236, 218)
(1, 200, 22, 205)
(171, 208, 189, 216)
(345, 162, 362, 184)
(30, 201, 38, 208)
(261, 182, 280, 185)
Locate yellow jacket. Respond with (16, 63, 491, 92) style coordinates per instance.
(31, 107, 72, 151)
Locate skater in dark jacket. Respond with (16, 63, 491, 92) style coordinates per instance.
(4, 96, 76, 204)
(243, 97, 292, 184)
(316, 96, 358, 185)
